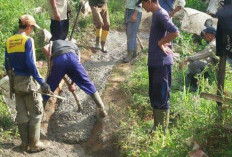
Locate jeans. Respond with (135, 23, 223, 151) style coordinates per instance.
(125, 9, 142, 52)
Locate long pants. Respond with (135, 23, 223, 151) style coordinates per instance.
(14, 75, 43, 124)
(148, 65, 172, 110)
(91, 4, 110, 29)
(43, 52, 97, 101)
(50, 19, 69, 41)
(125, 9, 142, 52)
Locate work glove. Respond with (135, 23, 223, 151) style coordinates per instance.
(41, 82, 51, 94)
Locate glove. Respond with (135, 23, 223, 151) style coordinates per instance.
(41, 82, 51, 93)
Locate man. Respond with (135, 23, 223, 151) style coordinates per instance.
(4, 15, 50, 152)
(139, 0, 179, 133)
(159, 0, 186, 17)
(123, 0, 142, 63)
(47, 0, 69, 40)
(42, 40, 107, 117)
(89, 0, 110, 53)
(179, 27, 218, 91)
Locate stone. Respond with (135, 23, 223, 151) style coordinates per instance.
(174, 8, 218, 35)
(206, 0, 221, 15)
(0, 76, 16, 120)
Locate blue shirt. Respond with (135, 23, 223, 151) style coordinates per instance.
(159, 0, 175, 13)
(5, 34, 45, 85)
(148, 8, 178, 67)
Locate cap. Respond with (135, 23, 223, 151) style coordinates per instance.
(19, 14, 40, 28)
(203, 26, 216, 35)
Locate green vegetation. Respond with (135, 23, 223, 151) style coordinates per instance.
(185, 0, 208, 12)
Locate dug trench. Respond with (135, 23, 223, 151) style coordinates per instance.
(42, 29, 149, 157)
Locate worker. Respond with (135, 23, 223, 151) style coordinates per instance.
(42, 40, 107, 117)
(123, 0, 142, 63)
(47, 0, 70, 40)
(89, 0, 110, 53)
(4, 15, 51, 152)
(179, 27, 218, 91)
(139, 0, 179, 133)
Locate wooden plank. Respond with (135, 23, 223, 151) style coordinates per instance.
(200, 92, 232, 104)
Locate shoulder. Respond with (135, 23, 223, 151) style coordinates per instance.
(156, 8, 170, 20)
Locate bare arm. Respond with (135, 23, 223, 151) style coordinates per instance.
(50, 0, 61, 21)
(158, 32, 179, 55)
(169, 6, 182, 17)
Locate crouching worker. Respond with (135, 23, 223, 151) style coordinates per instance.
(179, 26, 218, 91)
(4, 15, 51, 152)
(42, 40, 107, 117)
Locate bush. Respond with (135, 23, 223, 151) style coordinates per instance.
(185, 0, 208, 11)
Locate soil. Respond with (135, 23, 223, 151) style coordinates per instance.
(0, 11, 151, 157)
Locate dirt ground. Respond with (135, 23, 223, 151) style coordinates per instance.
(0, 11, 151, 157)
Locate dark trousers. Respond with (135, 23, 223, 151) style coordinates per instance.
(148, 65, 172, 110)
(50, 19, 69, 41)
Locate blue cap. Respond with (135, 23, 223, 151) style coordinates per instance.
(203, 27, 216, 35)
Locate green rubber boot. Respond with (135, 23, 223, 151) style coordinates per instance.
(150, 109, 170, 133)
(91, 91, 107, 117)
(17, 122, 29, 151)
(28, 122, 47, 153)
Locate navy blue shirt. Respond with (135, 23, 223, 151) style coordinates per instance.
(148, 8, 178, 67)
(159, 0, 175, 13)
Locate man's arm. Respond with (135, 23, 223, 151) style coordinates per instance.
(169, 6, 182, 17)
(158, 33, 179, 55)
(169, 0, 186, 17)
(50, 0, 61, 21)
(25, 38, 45, 85)
(179, 43, 217, 69)
(158, 13, 179, 54)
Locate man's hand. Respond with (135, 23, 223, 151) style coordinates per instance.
(158, 42, 173, 55)
(54, 11, 61, 21)
(41, 83, 51, 94)
(131, 13, 137, 23)
(68, 84, 76, 93)
(169, 11, 175, 18)
(179, 59, 189, 70)
(179, 61, 185, 70)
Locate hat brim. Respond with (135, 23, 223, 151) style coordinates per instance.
(33, 23, 40, 29)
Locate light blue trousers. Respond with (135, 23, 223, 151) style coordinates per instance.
(125, 9, 142, 52)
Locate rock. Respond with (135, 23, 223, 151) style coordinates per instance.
(174, 8, 218, 35)
(206, 0, 221, 15)
(36, 29, 52, 46)
(33, 7, 43, 14)
(0, 76, 16, 120)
